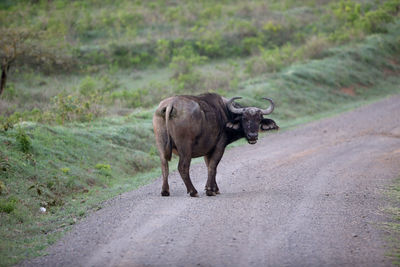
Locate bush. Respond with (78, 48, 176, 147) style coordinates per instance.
(110, 85, 165, 109)
(0, 197, 17, 213)
(0, 115, 15, 131)
(169, 45, 207, 78)
(242, 36, 263, 55)
(95, 163, 112, 177)
(245, 44, 299, 76)
(332, 0, 362, 25)
(110, 43, 153, 68)
(156, 39, 172, 65)
(79, 76, 97, 96)
(169, 45, 207, 93)
(301, 36, 332, 59)
(203, 61, 240, 92)
(49, 92, 103, 124)
(360, 8, 396, 33)
(95, 163, 111, 171)
(0, 109, 44, 129)
(28, 182, 64, 207)
(2, 82, 17, 100)
(195, 32, 225, 58)
(329, 0, 399, 39)
(16, 127, 32, 154)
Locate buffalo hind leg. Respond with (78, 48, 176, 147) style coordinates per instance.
(153, 113, 172, 197)
(178, 157, 198, 197)
(204, 145, 225, 196)
(160, 158, 170, 196)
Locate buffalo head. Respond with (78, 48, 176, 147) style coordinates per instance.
(226, 97, 278, 144)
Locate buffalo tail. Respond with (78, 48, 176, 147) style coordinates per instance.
(164, 104, 173, 161)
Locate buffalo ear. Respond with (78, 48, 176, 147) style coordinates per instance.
(260, 118, 279, 131)
(226, 121, 240, 130)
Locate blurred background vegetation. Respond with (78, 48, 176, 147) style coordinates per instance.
(0, 0, 399, 265)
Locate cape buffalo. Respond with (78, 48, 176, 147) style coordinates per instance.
(153, 93, 278, 197)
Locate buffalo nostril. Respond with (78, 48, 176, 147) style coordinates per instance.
(247, 133, 258, 139)
(247, 134, 258, 141)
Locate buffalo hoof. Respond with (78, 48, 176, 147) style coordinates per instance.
(215, 190, 220, 194)
(206, 190, 217, 196)
(190, 191, 199, 197)
(161, 190, 170, 197)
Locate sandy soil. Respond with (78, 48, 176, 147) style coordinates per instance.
(22, 95, 400, 267)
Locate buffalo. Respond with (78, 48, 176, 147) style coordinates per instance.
(153, 93, 278, 197)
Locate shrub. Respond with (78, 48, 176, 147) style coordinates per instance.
(169, 45, 207, 93)
(329, 0, 399, 39)
(203, 61, 240, 92)
(110, 85, 165, 109)
(99, 75, 120, 93)
(173, 72, 203, 93)
(360, 8, 396, 33)
(16, 127, 32, 154)
(50, 92, 103, 124)
(232, 19, 258, 38)
(95, 163, 112, 177)
(0, 109, 44, 129)
(245, 44, 299, 76)
(0, 197, 17, 213)
(0, 115, 15, 131)
(2, 82, 17, 100)
(79, 76, 97, 96)
(156, 39, 172, 65)
(242, 36, 263, 55)
(169, 45, 207, 78)
(95, 163, 111, 171)
(332, 0, 362, 25)
(195, 31, 225, 58)
(301, 36, 332, 59)
(260, 21, 293, 47)
(28, 182, 64, 207)
(110, 43, 153, 68)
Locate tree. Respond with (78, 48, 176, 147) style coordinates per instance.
(0, 28, 70, 96)
(0, 29, 32, 96)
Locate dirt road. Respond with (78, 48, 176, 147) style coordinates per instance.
(24, 95, 400, 267)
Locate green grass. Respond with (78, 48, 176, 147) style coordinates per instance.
(1, 22, 400, 266)
(384, 176, 400, 265)
(1, 0, 400, 266)
(0, 116, 161, 266)
(2, 0, 399, 118)
(232, 22, 400, 122)
(2, 0, 330, 67)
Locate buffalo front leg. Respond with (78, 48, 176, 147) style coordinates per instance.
(160, 158, 170, 196)
(178, 157, 198, 197)
(204, 145, 225, 196)
(204, 156, 220, 195)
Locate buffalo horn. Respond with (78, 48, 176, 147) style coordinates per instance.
(227, 97, 245, 114)
(260, 97, 275, 115)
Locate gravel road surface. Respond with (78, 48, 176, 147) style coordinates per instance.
(23, 95, 400, 267)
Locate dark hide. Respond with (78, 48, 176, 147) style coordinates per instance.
(153, 93, 278, 197)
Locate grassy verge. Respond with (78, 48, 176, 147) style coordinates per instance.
(1, 17, 400, 267)
(0, 114, 161, 266)
(384, 176, 400, 265)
